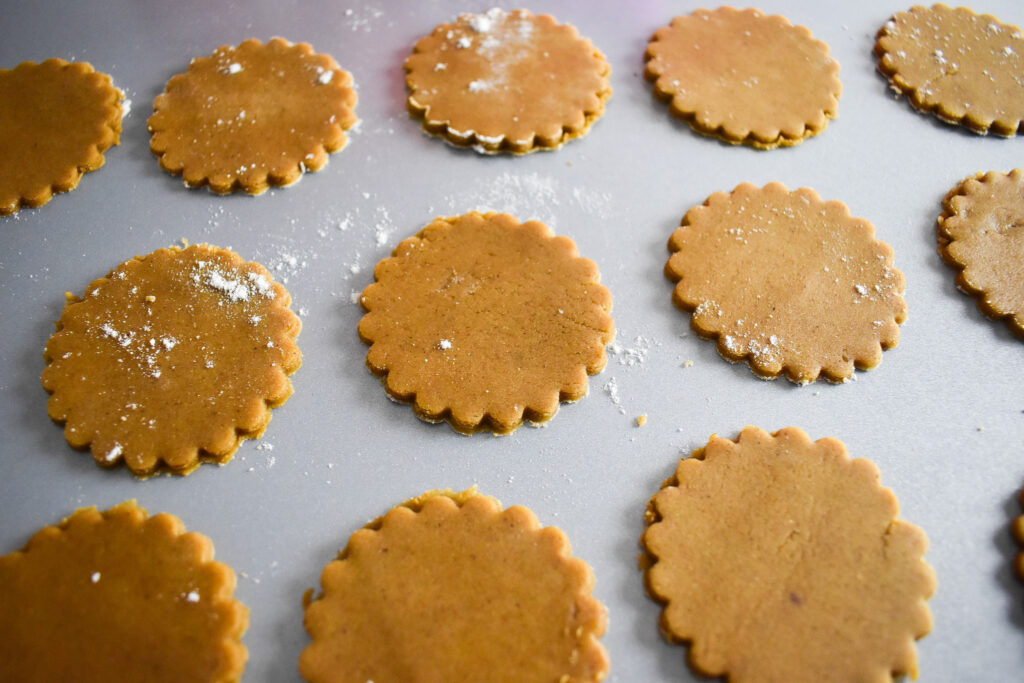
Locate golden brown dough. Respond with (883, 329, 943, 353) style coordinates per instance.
(0, 59, 122, 215)
(300, 490, 608, 682)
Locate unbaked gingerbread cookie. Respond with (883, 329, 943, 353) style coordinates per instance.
(643, 426, 935, 682)
(405, 8, 611, 153)
(148, 38, 357, 194)
(938, 169, 1024, 338)
(300, 490, 609, 682)
(645, 7, 841, 149)
(875, 4, 1024, 136)
(0, 59, 122, 215)
(665, 182, 906, 383)
(0, 500, 247, 683)
(41, 243, 301, 476)
(358, 212, 614, 434)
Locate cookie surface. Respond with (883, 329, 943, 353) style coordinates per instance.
(0, 59, 122, 215)
(938, 169, 1024, 338)
(148, 38, 357, 194)
(0, 500, 247, 683)
(642, 426, 935, 682)
(405, 8, 611, 154)
(300, 490, 609, 682)
(41, 243, 301, 476)
(645, 7, 841, 149)
(665, 182, 906, 383)
(875, 4, 1024, 136)
(358, 211, 614, 434)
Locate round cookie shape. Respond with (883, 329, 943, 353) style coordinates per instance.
(0, 59, 122, 215)
(41, 243, 301, 476)
(644, 7, 841, 149)
(148, 38, 358, 194)
(358, 211, 614, 434)
(0, 500, 248, 683)
(300, 490, 609, 682)
(665, 182, 906, 384)
(404, 8, 612, 154)
(938, 169, 1024, 338)
(875, 5, 1024, 136)
(642, 426, 936, 682)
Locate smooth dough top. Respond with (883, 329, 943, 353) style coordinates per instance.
(643, 426, 935, 682)
(938, 168, 1024, 337)
(0, 501, 247, 683)
(41, 243, 301, 476)
(645, 7, 841, 148)
(666, 182, 906, 383)
(148, 38, 357, 194)
(405, 8, 611, 153)
(875, 4, 1024, 136)
(358, 212, 614, 434)
(300, 491, 609, 682)
(0, 59, 122, 215)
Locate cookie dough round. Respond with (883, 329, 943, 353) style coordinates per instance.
(665, 182, 906, 383)
(0, 500, 248, 683)
(358, 211, 614, 434)
(938, 169, 1024, 338)
(300, 490, 609, 682)
(875, 4, 1024, 136)
(643, 426, 935, 682)
(0, 59, 122, 216)
(405, 8, 612, 154)
(148, 38, 358, 194)
(41, 243, 302, 476)
(645, 7, 841, 149)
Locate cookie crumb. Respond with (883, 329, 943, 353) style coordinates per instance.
(636, 414, 647, 427)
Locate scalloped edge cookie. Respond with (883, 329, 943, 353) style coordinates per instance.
(642, 426, 936, 682)
(0, 500, 248, 682)
(41, 243, 301, 477)
(874, 4, 1024, 136)
(0, 59, 122, 216)
(404, 8, 612, 154)
(665, 182, 906, 384)
(299, 489, 609, 682)
(937, 168, 1024, 338)
(644, 7, 841, 149)
(148, 38, 357, 194)
(358, 211, 614, 435)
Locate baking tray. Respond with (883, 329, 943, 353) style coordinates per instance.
(2, 1, 1023, 680)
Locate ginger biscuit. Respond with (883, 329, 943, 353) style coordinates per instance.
(0, 500, 248, 683)
(642, 426, 935, 682)
(875, 4, 1024, 136)
(300, 490, 609, 682)
(405, 8, 611, 154)
(645, 7, 841, 149)
(358, 212, 614, 434)
(148, 38, 357, 194)
(665, 182, 906, 383)
(0, 59, 122, 216)
(938, 169, 1024, 338)
(41, 243, 301, 476)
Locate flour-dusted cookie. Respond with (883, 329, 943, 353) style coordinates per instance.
(358, 212, 614, 434)
(41, 243, 301, 476)
(0, 59, 122, 216)
(875, 4, 1024, 136)
(405, 8, 611, 154)
(645, 7, 841, 149)
(300, 490, 609, 682)
(0, 500, 248, 683)
(938, 169, 1024, 338)
(148, 38, 357, 194)
(642, 426, 935, 682)
(665, 182, 906, 383)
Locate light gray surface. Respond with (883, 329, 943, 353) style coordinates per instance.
(2, 1, 1023, 680)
